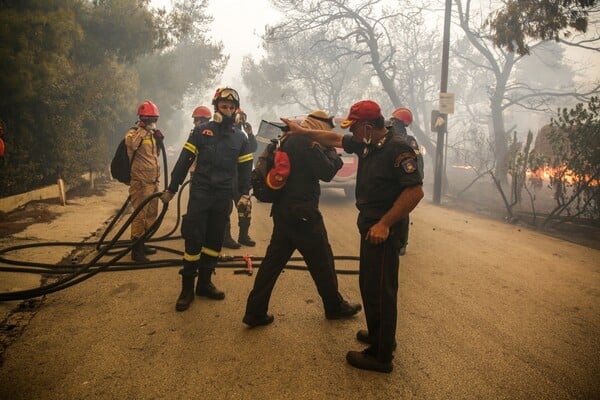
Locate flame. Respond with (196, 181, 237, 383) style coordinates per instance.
(527, 166, 598, 187)
(451, 165, 475, 170)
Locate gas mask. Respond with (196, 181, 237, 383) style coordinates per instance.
(235, 112, 246, 126)
(140, 117, 158, 130)
(213, 112, 235, 127)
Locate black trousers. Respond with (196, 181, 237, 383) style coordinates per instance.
(398, 216, 409, 246)
(180, 189, 230, 277)
(245, 209, 343, 316)
(359, 227, 402, 363)
(226, 196, 251, 226)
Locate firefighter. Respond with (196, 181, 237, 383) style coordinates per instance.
(126, 100, 163, 263)
(192, 106, 212, 125)
(281, 100, 424, 373)
(222, 107, 258, 248)
(160, 87, 253, 312)
(188, 106, 212, 174)
(243, 110, 362, 328)
(389, 107, 423, 256)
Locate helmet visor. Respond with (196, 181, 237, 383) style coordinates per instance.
(216, 88, 239, 104)
(141, 116, 158, 123)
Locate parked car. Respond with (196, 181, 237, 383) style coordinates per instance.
(255, 117, 357, 198)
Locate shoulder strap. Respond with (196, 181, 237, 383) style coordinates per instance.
(276, 133, 290, 150)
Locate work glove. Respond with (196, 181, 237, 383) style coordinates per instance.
(243, 122, 253, 135)
(153, 129, 164, 140)
(236, 194, 252, 214)
(160, 190, 174, 204)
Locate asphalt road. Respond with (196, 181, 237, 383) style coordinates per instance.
(0, 185, 598, 399)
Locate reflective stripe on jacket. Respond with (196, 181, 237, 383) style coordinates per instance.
(168, 121, 252, 195)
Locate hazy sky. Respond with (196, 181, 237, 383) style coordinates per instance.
(206, 1, 282, 83)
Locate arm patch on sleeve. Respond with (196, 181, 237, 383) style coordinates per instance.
(394, 151, 417, 173)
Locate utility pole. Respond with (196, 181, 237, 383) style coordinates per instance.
(433, 0, 452, 204)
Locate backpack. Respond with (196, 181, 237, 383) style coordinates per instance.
(251, 137, 290, 203)
(110, 133, 141, 184)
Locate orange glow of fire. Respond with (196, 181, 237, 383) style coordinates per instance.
(527, 166, 598, 186)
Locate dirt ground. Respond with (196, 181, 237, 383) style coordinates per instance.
(0, 180, 598, 399)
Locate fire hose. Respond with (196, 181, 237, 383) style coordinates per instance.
(0, 141, 359, 302)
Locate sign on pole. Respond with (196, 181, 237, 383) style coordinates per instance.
(439, 92, 455, 114)
(430, 110, 447, 132)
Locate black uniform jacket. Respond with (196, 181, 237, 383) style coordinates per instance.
(404, 134, 424, 181)
(168, 121, 253, 196)
(272, 135, 343, 214)
(342, 129, 423, 232)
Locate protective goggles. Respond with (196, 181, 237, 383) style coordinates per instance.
(214, 88, 240, 103)
(308, 113, 335, 128)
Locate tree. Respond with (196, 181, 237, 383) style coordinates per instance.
(487, 0, 599, 55)
(454, 0, 599, 181)
(0, 2, 86, 193)
(136, 0, 227, 132)
(257, 0, 439, 165)
(75, 0, 157, 64)
(136, 39, 227, 121)
(0, 0, 224, 196)
(542, 97, 600, 225)
(242, 28, 371, 117)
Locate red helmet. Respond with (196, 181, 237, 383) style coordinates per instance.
(391, 107, 413, 126)
(192, 106, 212, 119)
(212, 87, 240, 108)
(137, 100, 160, 117)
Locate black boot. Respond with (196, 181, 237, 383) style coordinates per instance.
(196, 269, 225, 300)
(175, 273, 195, 312)
(142, 230, 157, 255)
(131, 240, 149, 263)
(356, 330, 397, 351)
(222, 221, 241, 249)
(325, 300, 362, 320)
(238, 217, 255, 247)
(346, 350, 393, 373)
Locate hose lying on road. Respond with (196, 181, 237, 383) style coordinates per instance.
(0, 185, 360, 302)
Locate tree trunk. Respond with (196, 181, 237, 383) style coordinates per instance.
(491, 98, 508, 182)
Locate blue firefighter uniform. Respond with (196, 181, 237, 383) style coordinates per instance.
(167, 120, 253, 280)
